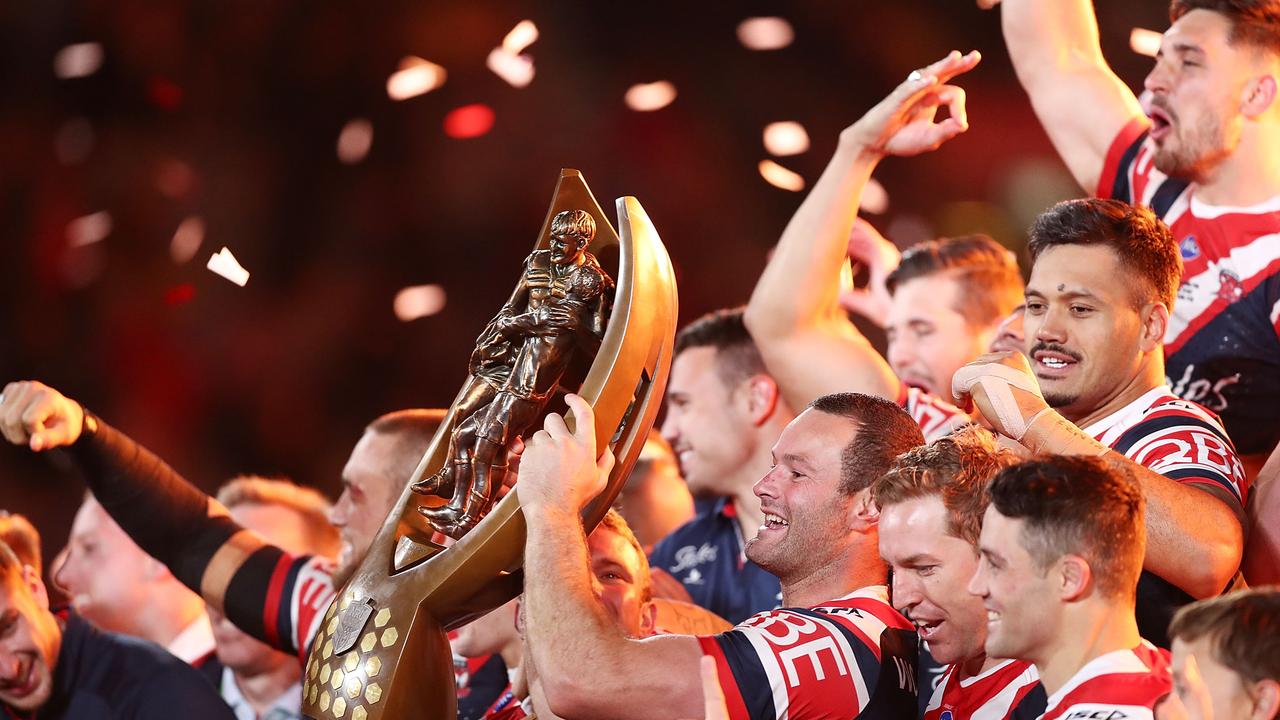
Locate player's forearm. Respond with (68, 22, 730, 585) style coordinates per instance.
(744, 138, 879, 339)
(755, 328, 902, 410)
(1133, 467, 1243, 598)
(68, 415, 234, 591)
(1022, 414, 1242, 597)
(1000, 0, 1108, 87)
(523, 507, 639, 716)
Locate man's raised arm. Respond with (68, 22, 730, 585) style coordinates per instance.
(981, 0, 1146, 193)
(0, 380, 331, 656)
(744, 50, 979, 410)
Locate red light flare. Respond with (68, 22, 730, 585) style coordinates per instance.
(443, 104, 495, 139)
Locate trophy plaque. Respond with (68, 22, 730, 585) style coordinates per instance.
(301, 169, 678, 720)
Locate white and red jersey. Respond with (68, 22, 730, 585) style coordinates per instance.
(1084, 386, 1247, 507)
(1040, 643, 1172, 720)
(898, 386, 973, 443)
(923, 659, 1045, 720)
(1084, 385, 1247, 646)
(1099, 117, 1280, 456)
(698, 586, 918, 720)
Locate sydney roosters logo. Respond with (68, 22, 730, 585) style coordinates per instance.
(1217, 269, 1244, 303)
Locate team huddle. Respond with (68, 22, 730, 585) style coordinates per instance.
(3, 0, 1280, 719)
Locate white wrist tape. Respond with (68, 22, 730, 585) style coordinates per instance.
(952, 363, 1045, 441)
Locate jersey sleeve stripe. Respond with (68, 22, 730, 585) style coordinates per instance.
(707, 629, 780, 720)
(221, 544, 288, 651)
(1110, 412, 1232, 456)
(1098, 117, 1150, 200)
(260, 552, 294, 650)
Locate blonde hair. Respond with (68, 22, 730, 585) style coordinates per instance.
(216, 476, 340, 557)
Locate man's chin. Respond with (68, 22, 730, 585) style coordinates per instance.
(1041, 388, 1080, 410)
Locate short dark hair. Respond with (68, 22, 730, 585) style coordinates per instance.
(1171, 0, 1280, 56)
(886, 235, 1024, 328)
(1169, 587, 1280, 685)
(673, 308, 767, 387)
(1028, 198, 1181, 310)
(807, 393, 925, 496)
(0, 511, 41, 576)
(873, 427, 1019, 547)
(987, 455, 1145, 600)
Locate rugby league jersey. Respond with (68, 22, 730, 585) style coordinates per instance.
(698, 586, 918, 719)
(1084, 385, 1247, 647)
(1039, 643, 1171, 720)
(1100, 117, 1280, 456)
(923, 659, 1045, 720)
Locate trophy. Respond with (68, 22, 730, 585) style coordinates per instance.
(301, 169, 678, 720)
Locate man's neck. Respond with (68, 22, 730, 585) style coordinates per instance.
(1033, 602, 1141, 698)
(780, 545, 886, 609)
(1059, 363, 1164, 431)
(499, 640, 523, 672)
(957, 652, 1005, 680)
(133, 594, 203, 650)
(233, 661, 302, 718)
(1195, 127, 1280, 206)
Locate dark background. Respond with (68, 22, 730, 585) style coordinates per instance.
(0, 1, 1168, 566)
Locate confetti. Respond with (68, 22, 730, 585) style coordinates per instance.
(625, 81, 677, 112)
(387, 57, 447, 101)
(394, 285, 447, 321)
(170, 217, 205, 264)
(502, 20, 539, 54)
(1130, 28, 1162, 58)
(53, 42, 103, 79)
(66, 211, 112, 247)
(758, 160, 805, 192)
(737, 18, 794, 51)
(207, 247, 250, 287)
(487, 48, 535, 88)
(337, 118, 374, 164)
(763, 121, 809, 156)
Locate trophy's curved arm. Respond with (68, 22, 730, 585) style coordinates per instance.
(300, 171, 677, 720)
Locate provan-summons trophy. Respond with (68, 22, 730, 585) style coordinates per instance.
(300, 169, 678, 720)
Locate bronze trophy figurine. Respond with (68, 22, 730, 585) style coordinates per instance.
(411, 209, 614, 538)
(300, 169, 678, 720)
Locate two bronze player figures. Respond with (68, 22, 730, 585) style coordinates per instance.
(411, 208, 614, 538)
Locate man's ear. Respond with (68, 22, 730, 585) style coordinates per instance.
(847, 488, 880, 533)
(1139, 302, 1170, 354)
(23, 564, 50, 611)
(1249, 678, 1280, 720)
(1242, 73, 1278, 119)
(639, 601, 658, 638)
(1056, 555, 1093, 602)
(740, 375, 781, 426)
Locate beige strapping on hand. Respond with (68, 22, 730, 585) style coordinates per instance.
(952, 363, 1050, 441)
